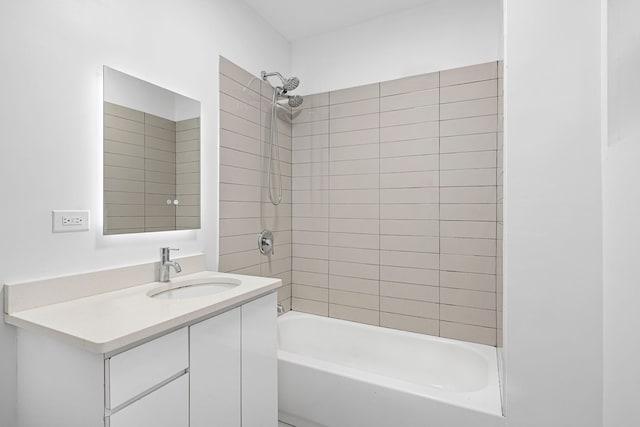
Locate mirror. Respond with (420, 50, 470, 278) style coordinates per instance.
(103, 66, 201, 235)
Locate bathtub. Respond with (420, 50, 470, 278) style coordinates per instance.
(278, 311, 504, 427)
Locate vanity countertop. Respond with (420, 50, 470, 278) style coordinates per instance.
(4, 270, 281, 354)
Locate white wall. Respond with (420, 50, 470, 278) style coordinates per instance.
(603, 0, 640, 425)
(291, 0, 502, 94)
(503, 0, 603, 426)
(0, 1, 290, 425)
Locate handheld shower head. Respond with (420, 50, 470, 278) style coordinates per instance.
(287, 94, 303, 108)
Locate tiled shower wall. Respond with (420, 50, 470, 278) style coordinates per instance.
(218, 57, 292, 310)
(290, 62, 503, 346)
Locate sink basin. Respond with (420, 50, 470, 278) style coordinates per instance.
(148, 277, 241, 300)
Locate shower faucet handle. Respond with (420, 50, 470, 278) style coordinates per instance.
(258, 230, 274, 256)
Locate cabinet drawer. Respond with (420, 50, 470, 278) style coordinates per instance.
(108, 328, 188, 410)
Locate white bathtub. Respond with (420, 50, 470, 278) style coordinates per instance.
(278, 311, 504, 427)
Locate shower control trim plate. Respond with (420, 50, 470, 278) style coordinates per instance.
(258, 230, 274, 256)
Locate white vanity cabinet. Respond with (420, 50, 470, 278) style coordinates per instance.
(15, 292, 277, 427)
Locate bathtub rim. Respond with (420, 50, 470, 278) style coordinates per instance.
(278, 310, 503, 418)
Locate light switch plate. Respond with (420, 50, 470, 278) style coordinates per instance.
(52, 210, 90, 233)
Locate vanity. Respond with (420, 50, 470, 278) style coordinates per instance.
(4, 255, 279, 427)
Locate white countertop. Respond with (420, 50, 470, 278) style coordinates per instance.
(4, 271, 281, 354)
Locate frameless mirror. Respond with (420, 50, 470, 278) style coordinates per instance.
(103, 66, 201, 235)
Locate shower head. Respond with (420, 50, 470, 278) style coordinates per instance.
(287, 94, 303, 108)
(262, 71, 300, 93)
(283, 77, 300, 91)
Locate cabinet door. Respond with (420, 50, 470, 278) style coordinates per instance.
(242, 293, 278, 427)
(109, 374, 188, 427)
(190, 307, 241, 427)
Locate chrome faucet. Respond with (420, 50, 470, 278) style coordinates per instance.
(159, 247, 182, 282)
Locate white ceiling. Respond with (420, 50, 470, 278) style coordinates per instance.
(243, 0, 436, 41)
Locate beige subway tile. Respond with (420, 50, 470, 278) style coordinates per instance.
(380, 121, 439, 142)
(145, 113, 176, 131)
(440, 62, 498, 87)
(381, 312, 439, 335)
(380, 171, 438, 189)
(176, 172, 199, 185)
(329, 304, 379, 326)
(329, 289, 379, 310)
(220, 201, 261, 219)
(104, 140, 145, 158)
(380, 105, 439, 127)
(104, 216, 144, 231)
(380, 235, 439, 253)
(220, 165, 261, 186)
(380, 138, 439, 158)
(440, 204, 497, 221)
(440, 97, 497, 120)
(220, 92, 260, 124)
(104, 166, 144, 182)
(329, 232, 379, 249)
(104, 204, 144, 217)
(219, 57, 261, 94)
(330, 159, 379, 175)
(380, 250, 439, 269)
(292, 270, 329, 288)
(175, 140, 199, 153)
(381, 219, 439, 236)
(441, 115, 498, 137)
(331, 113, 379, 133)
(220, 129, 260, 155)
(330, 83, 379, 104)
(330, 144, 379, 161)
(330, 189, 379, 205)
(104, 102, 144, 122)
(380, 297, 439, 319)
(219, 234, 256, 255)
(330, 98, 379, 119)
(330, 261, 379, 280)
(380, 88, 439, 112)
(292, 175, 330, 191)
(380, 72, 439, 96)
(292, 162, 329, 177)
(176, 128, 199, 142)
(380, 281, 439, 303)
(291, 148, 329, 164)
(380, 154, 438, 173)
(292, 244, 329, 260)
(292, 134, 330, 150)
(175, 151, 198, 164)
(440, 186, 497, 204)
(175, 183, 199, 196)
(219, 183, 260, 202)
(440, 254, 496, 275)
(440, 321, 496, 346)
(292, 284, 329, 302)
(330, 204, 378, 219)
(277, 286, 292, 303)
(104, 178, 144, 193)
(292, 203, 329, 218)
(329, 247, 379, 265)
(292, 257, 328, 274)
(104, 114, 144, 134)
(440, 80, 497, 103)
(292, 217, 329, 232)
(440, 305, 496, 328)
(380, 266, 438, 286)
(440, 221, 496, 239)
(176, 117, 199, 132)
(329, 275, 379, 295)
(145, 124, 175, 142)
(292, 298, 328, 316)
(329, 174, 378, 190)
(440, 237, 496, 257)
(104, 127, 144, 146)
(329, 128, 379, 147)
(219, 218, 260, 237)
(219, 250, 259, 272)
(440, 169, 497, 187)
(228, 264, 261, 276)
(292, 189, 329, 204)
(292, 120, 329, 137)
(220, 147, 261, 170)
(301, 92, 330, 108)
(380, 204, 439, 220)
(293, 105, 330, 124)
(293, 230, 329, 245)
(145, 135, 176, 153)
(381, 188, 439, 205)
(146, 205, 177, 217)
(440, 288, 496, 310)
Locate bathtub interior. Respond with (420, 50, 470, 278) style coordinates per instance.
(278, 311, 503, 417)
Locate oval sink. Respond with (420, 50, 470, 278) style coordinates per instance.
(148, 277, 241, 300)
